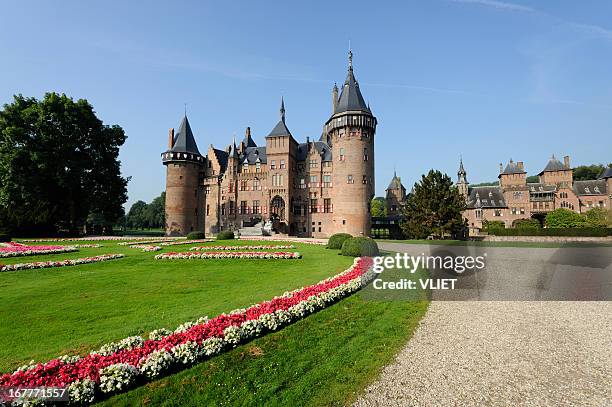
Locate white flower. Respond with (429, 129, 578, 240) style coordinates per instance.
(201, 337, 225, 356)
(174, 321, 196, 333)
(258, 313, 280, 331)
(239, 319, 263, 340)
(223, 325, 241, 346)
(171, 341, 201, 365)
(139, 349, 174, 378)
(149, 328, 172, 341)
(98, 363, 139, 393)
(68, 378, 96, 404)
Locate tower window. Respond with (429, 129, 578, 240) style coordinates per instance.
(280, 159, 286, 169)
(362, 175, 367, 184)
(364, 148, 368, 161)
(339, 148, 345, 161)
(270, 160, 276, 169)
(347, 175, 354, 184)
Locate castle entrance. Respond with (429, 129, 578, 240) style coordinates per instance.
(270, 196, 286, 233)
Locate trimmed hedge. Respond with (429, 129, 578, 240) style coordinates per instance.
(186, 231, 206, 240)
(327, 233, 352, 250)
(341, 237, 380, 257)
(488, 228, 611, 237)
(216, 230, 235, 240)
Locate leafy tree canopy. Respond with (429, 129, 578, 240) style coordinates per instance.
(545, 208, 588, 228)
(573, 164, 612, 181)
(125, 192, 165, 230)
(401, 170, 466, 239)
(370, 197, 387, 217)
(0, 93, 128, 235)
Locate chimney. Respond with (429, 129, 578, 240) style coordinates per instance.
(246, 127, 251, 138)
(332, 83, 338, 114)
(517, 161, 524, 171)
(168, 128, 174, 148)
(563, 155, 570, 168)
(499, 163, 503, 174)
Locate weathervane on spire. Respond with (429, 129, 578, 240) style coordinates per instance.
(348, 47, 353, 70)
(280, 96, 286, 122)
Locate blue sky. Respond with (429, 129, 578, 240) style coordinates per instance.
(1, 0, 611, 208)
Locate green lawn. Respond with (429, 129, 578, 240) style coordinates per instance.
(377, 238, 612, 248)
(0, 239, 428, 406)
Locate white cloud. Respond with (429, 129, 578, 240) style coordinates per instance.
(450, 0, 534, 12)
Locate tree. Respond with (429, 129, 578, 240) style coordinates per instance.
(401, 170, 466, 239)
(127, 201, 148, 229)
(145, 192, 165, 229)
(573, 164, 611, 181)
(370, 197, 387, 217)
(526, 175, 539, 183)
(584, 207, 609, 228)
(0, 93, 128, 235)
(513, 218, 541, 229)
(545, 208, 588, 228)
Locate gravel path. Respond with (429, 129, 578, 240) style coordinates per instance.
(355, 301, 612, 406)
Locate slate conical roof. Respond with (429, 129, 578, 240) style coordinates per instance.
(170, 115, 201, 155)
(335, 50, 371, 114)
(599, 167, 612, 179)
(387, 171, 403, 190)
(267, 97, 292, 137)
(500, 159, 525, 175)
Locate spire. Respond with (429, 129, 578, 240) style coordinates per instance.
(280, 96, 286, 122)
(334, 49, 370, 114)
(348, 48, 353, 71)
(458, 156, 468, 184)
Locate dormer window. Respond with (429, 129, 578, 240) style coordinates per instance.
(585, 187, 590, 194)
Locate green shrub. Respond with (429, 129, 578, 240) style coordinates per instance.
(512, 218, 541, 229)
(487, 228, 611, 237)
(216, 230, 235, 240)
(341, 237, 379, 257)
(585, 207, 610, 228)
(327, 233, 352, 249)
(482, 220, 505, 232)
(545, 208, 589, 228)
(186, 231, 206, 240)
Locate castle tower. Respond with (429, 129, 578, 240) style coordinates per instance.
(161, 115, 205, 236)
(324, 49, 377, 236)
(457, 157, 469, 198)
(386, 170, 406, 214)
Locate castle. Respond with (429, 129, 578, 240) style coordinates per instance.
(161, 51, 377, 238)
(459, 155, 612, 233)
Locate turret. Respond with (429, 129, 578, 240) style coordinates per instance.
(161, 115, 205, 236)
(324, 49, 377, 236)
(457, 157, 469, 198)
(386, 171, 406, 214)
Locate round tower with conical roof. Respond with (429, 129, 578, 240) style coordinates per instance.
(161, 115, 205, 236)
(324, 50, 377, 236)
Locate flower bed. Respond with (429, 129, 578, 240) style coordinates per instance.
(0, 254, 125, 272)
(129, 245, 162, 252)
(0, 257, 373, 404)
(189, 245, 296, 251)
(118, 239, 179, 246)
(74, 244, 103, 248)
(0, 243, 78, 258)
(159, 239, 213, 246)
(238, 236, 327, 245)
(20, 237, 180, 242)
(155, 251, 302, 260)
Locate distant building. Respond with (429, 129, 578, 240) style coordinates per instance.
(161, 51, 377, 237)
(459, 155, 612, 233)
(385, 171, 407, 214)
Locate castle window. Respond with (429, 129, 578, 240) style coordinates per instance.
(323, 161, 332, 168)
(391, 205, 397, 212)
(339, 148, 345, 161)
(324, 198, 332, 213)
(229, 201, 235, 215)
(206, 205, 210, 216)
(364, 148, 368, 161)
(309, 159, 318, 169)
(240, 201, 247, 214)
(253, 200, 260, 214)
(300, 178, 305, 189)
(347, 174, 354, 184)
(270, 160, 276, 169)
(243, 163, 248, 173)
(342, 220, 346, 225)
(310, 175, 318, 185)
(310, 199, 318, 213)
(494, 209, 501, 217)
(323, 174, 331, 187)
(240, 180, 248, 191)
(362, 175, 367, 184)
(205, 185, 211, 194)
(280, 159, 286, 169)
(475, 209, 482, 219)
(255, 162, 261, 172)
(253, 179, 260, 190)
(221, 203, 226, 215)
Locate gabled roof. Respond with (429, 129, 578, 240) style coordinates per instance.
(466, 186, 506, 209)
(170, 116, 201, 155)
(527, 183, 556, 193)
(296, 141, 332, 162)
(241, 133, 257, 148)
(598, 167, 612, 179)
(241, 146, 267, 164)
(539, 155, 570, 174)
(212, 148, 229, 173)
(573, 180, 607, 196)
